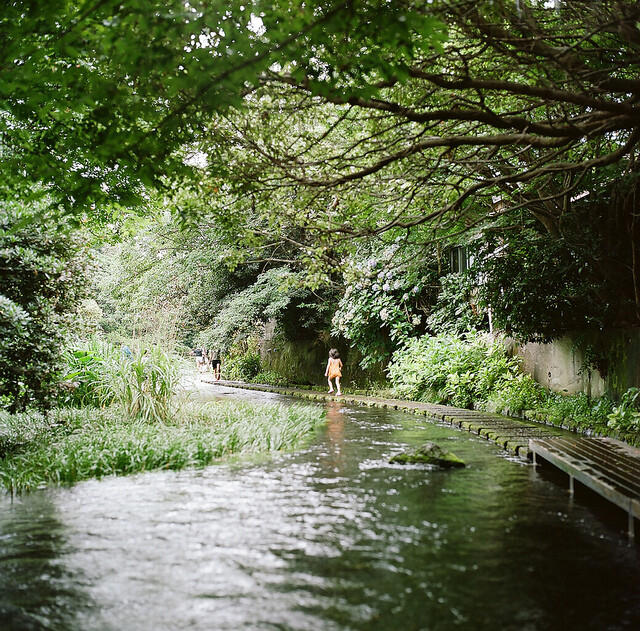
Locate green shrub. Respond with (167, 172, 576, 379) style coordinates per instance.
(533, 391, 613, 431)
(426, 272, 485, 336)
(59, 339, 116, 407)
(388, 332, 542, 412)
(0, 202, 91, 412)
(485, 373, 545, 415)
(248, 370, 287, 385)
(221, 339, 263, 381)
(607, 388, 640, 433)
(100, 347, 181, 423)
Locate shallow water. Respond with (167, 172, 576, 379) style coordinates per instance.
(1, 385, 639, 630)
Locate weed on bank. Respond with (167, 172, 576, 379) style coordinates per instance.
(0, 401, 325, 494)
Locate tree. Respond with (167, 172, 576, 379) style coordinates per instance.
(193, 0, 640, 330)
(94, 209, 336, 351)
(1, 1, 435, 215)
(220, 0, 640, 233)
(0, 202, 91, 411)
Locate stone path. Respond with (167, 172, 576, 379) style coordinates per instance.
(201, 379, 564, 459)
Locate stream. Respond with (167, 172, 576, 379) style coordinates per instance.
(1, 384, 639, 630)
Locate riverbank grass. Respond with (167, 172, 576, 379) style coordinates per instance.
(0, 401, 325, 493)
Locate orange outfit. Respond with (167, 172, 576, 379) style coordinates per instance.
(327, 357, 342, 379)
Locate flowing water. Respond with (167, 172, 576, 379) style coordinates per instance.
(1, 385, 640, 631)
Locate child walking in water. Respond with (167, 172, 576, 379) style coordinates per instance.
(325, 348, 343, 396)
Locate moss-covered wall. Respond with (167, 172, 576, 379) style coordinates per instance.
(603, 328, 640, 398)
(260, 322, 386, 388)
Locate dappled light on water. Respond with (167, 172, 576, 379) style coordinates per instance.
(1, 385, 640, 630)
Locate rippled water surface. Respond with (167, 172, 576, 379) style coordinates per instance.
(2, 385, 640, 630)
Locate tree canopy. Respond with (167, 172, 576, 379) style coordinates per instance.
(203, 0, 640, 235)
(3, 0, 640, 404)
(1, 0, 437, 215)
(192, 0, 640, 331)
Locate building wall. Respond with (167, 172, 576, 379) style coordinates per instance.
(509, 336, 606, 397)
(510, 328, 640, 399)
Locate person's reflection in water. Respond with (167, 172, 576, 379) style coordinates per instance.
(325, 401, 347, 475)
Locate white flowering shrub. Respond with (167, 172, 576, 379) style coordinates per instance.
(331, 248, 438, 368)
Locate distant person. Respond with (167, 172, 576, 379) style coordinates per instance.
(194, 348, 205, 372)
(325, 348, 343, 396)
(210, 349, 221, 381)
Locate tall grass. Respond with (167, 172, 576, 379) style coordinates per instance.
(61, 340, 182, 423)
(99, 347, 181, 422)
(0, 401, 325, 493)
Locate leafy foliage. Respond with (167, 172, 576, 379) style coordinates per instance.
(201, 1, 640, 264)
(607, 388, 640, 434)
(332, 246, 439, 368)
(221, 338, 263, 382)
(1, 0, 444, 216)
(426, 272, 486, 336)
(0, 202, 91, 411)
(388, 333, 544, 412)
(531, 392, 613, 432)
(95, 212, 335, 353)
(473, 205, 626, 342)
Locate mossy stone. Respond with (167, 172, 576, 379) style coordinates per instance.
(389, 441, 466, 468)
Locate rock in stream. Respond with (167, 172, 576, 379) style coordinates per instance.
(389, 441, 466, 468)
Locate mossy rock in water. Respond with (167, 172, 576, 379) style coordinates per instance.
(389, 441, 465, 468)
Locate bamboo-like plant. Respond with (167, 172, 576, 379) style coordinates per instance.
(61, 340, 182, 423)
(97, 347, 182, 423)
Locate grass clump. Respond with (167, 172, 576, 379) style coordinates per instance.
(61, 340, 181, 423)
(0, 401, 325, 494)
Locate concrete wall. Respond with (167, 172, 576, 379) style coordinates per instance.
(509, 336, 606, 397)
(509, 328, 640, 399)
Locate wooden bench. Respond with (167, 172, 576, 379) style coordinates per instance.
(529, 437, 640, 538)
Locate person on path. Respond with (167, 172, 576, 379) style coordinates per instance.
(209, 349, 221, 381)
(325, 348, 343, 396)
(194, 348, 205, 372)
